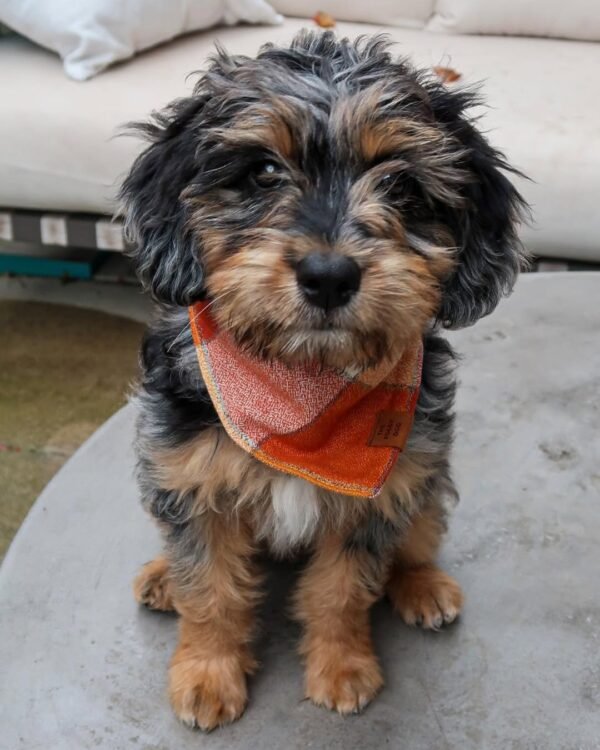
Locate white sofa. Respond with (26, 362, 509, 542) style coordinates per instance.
(1, 10, 599, 261)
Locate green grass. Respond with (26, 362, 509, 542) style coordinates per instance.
(0, 300, 144, 557)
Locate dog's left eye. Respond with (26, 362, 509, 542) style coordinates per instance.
(251, 160, 284, 188)
(376, 171, 411, 198)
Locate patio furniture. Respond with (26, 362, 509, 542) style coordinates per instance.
(1, 272, 598, 749)
(1, 14, 600, 264)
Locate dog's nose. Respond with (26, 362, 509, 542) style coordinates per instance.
(296, 253, 361, 311)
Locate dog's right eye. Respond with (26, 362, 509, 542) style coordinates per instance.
(251, 160, 284, 188)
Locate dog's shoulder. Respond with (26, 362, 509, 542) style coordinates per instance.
(136, 307, 220, 448)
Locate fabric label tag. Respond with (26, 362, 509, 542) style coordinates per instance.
(368, 410, 413, 449)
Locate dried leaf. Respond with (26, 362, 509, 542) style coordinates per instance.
(433, 66, 462, 84)
(0, 442, 21, 452)
(313, 11, 336, 28)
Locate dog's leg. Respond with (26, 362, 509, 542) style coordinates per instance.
(167, 512, 261, 731)
(294, 531, 389, 714)
(386, 506, 463, 629)
(133, 555, 176, 612)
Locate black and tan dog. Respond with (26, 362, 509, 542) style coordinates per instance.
(121, 31, 526, 730)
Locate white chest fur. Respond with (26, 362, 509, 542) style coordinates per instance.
(258, 475, 321, 554)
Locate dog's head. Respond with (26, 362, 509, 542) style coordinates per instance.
(121, 32, 526, 370)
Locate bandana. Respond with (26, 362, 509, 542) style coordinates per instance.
(189, 302, 422, 498)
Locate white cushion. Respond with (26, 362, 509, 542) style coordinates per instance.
(0, 0, 282, 81)
(0, 20, 599, 261)
(429, 0, 600, 42)
(271, 0, 434, 28)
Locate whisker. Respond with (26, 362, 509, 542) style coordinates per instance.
(200, 291, 230, 315)
(167, 291, 230, 352)
(166, 319, 192, 353)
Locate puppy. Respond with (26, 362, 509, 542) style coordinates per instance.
(121, 31, 526, 730)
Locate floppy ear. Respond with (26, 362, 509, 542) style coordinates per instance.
(119, 95, 209, 305)
(431, 88, 528, 329)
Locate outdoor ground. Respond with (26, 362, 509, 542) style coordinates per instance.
(0, 298, 144, 556)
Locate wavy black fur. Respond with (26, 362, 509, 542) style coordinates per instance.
(123, 30, 526, 561)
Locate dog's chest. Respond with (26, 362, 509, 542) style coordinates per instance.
(256, 475, 321, 554)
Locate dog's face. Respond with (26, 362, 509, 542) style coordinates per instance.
(184, 80, 460, 370)
(122, 32, 526, 369)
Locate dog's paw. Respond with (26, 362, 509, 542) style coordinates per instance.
(133, 556, 175, 612)
(305, 647, 383, 715)
(169, 652, 248, 731)
(387, 564, 463, 630)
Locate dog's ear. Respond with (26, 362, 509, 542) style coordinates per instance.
(119, 95, 209, 305)
(431, 87, 528, 329)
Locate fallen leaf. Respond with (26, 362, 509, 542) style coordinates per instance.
(433, 66, 462, 83)
(313, 11, 336, 28)
(0, 442, 21, 452)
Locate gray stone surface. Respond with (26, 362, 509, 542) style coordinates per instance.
(0, 273, 152, 323)
(1, 273, 599, 750)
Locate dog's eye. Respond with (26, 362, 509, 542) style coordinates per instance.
(376, 173, 400, 195)
(251, 160, 284, 188)
(377, 171, 410, 198)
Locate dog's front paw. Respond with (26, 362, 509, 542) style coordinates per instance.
(133, 556, 175, 612)
(387, 564, 463, 629)
(304, 646, 383, 714)
(169, 651, 248, 731)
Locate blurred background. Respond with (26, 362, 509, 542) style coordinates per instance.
(0, 0, 599, 556)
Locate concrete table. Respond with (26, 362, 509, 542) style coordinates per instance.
(1, 273, 599, 750)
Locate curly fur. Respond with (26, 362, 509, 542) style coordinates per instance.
(121, 31, 527, 729)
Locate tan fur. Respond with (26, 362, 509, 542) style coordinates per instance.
(199, 211, 453, 369)
(151, 426, 272, 510)
(211, 96, 308, 162)
(136, 430, 461, 717)
(181, 91, 460, 372)
(294, 533, 385, 713)
(387, 564, 464, 630)
(133, 69, 467, 727)
(123, 30, 526, 730)
(395, 505, 446, 566)
(387, 507, 464, 629)
(133, 556, 176, 612)
(330, 85, 428, 156)
(166, 513, 262, 730)
(136, 408, 463, 726)
(150, 426, 440, 540)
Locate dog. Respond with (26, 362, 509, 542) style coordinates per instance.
(121, 31, 526, 731)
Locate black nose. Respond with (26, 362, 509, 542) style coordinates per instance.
(296, 253, 361, 311)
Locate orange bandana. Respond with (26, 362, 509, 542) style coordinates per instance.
(189, 302, 422, 498)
